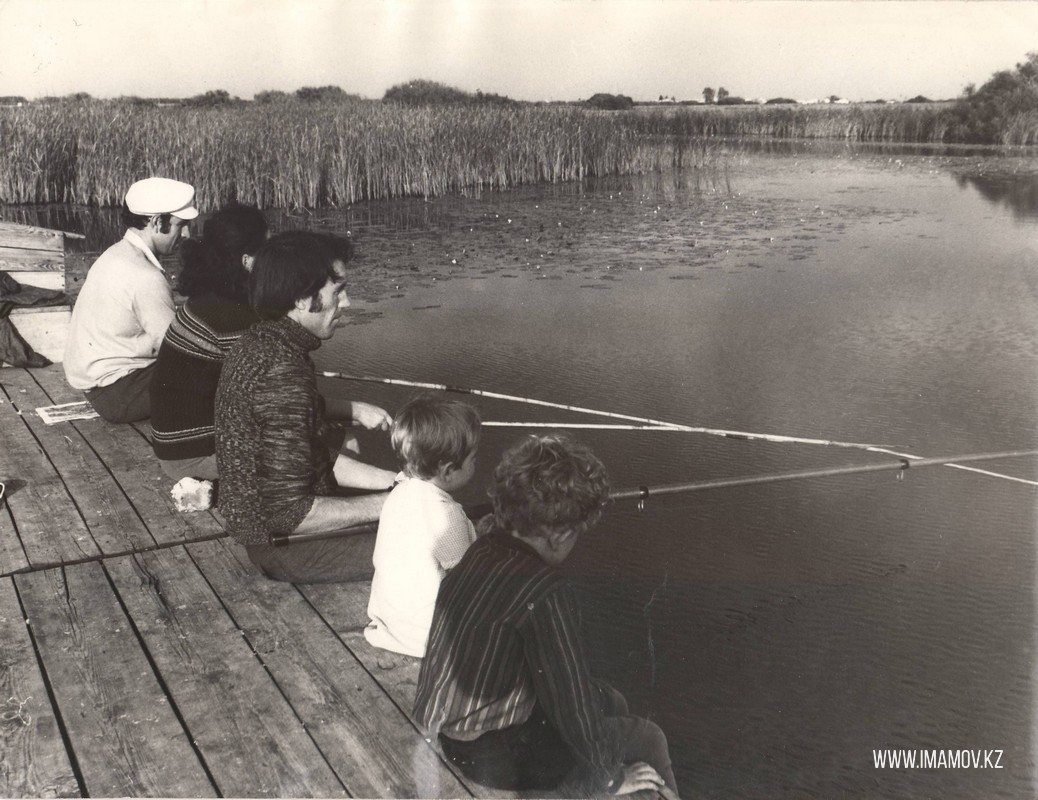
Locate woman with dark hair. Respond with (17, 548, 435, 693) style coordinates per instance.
(150, 204, 269, 480)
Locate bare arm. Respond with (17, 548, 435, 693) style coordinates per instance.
(323, 397, 392, 430)
(333, 453, 397, 490)
(291, 490, 389, 535)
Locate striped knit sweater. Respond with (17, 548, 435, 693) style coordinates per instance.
(414, 530, 625, 793)
(150, 296, 257, 460)
(214, 317, 338, 545)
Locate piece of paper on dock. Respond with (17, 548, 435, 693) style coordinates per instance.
(36, 401, 99, 424)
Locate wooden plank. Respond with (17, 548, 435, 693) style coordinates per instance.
(27, 367, 225, 547)
(6, 307, 70, 365)
(104, 545, 348, 797)
(63, 252, 91, 305)
(303, 581, 423, 710)
(0, 223, 69, 251)
(0, 497, 30, 576)
(15, 562, 214, 797)
(0, 248, 64, 270)
(0, 379, 98, 567)
(188, 537, 473, 798)
(0, 368, 157, 557)
(303, 581, 524, 799)
(0, 576, 79, 797)
(3, 271, 65, 291)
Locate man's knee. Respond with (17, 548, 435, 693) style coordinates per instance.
(608, 715, 672, 773)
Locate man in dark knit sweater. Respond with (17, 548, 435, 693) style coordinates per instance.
(215, 231, 397, 582)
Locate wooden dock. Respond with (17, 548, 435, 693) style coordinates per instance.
(0, 364, 519, 798)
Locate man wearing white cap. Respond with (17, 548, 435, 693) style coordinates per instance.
(64, 177, 199, 423)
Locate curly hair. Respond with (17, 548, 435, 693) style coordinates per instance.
(489, 434, 610, 538)
(392, 393, 482, 479)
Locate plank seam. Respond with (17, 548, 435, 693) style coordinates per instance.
(16, 369, 168, 551)
(178, 542, 355, 798)
(293, 586, 481, 798)
(10, 573, 88, 797)
(0, 532, 230, 579)
(98, 558, 223, 797)
(0, 381, 102, 566)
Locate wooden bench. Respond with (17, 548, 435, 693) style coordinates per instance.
(0, 220, 83, 364)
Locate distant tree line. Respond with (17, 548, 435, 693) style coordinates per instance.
(946, 51, 1038, 143)
(585, 93, 635, 110)
(382, 79, 519, 107)
(10, 54, 1038, 144)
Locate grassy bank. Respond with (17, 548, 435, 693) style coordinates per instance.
(2, 99, 1035, 209)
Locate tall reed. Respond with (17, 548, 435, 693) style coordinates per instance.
(0, 98, 1012, 209)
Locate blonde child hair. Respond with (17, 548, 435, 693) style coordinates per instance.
(391, 393, 481, 479)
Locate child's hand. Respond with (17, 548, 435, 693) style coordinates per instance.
(351, 401, 391, 431)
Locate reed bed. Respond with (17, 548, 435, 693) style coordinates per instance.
(0, 101, 706, 208)
(628, 103, 960, 143)
(1, 99, 1028, 209)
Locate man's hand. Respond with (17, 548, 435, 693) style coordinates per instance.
(612, 762, 666, 796)
(350, 401, 391, 431)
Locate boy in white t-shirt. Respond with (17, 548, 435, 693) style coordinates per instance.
(364, 394, 482, 657)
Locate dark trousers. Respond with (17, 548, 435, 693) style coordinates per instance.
(85, 363, 155, 423)
(244, 528, 375, 584)
(440, 683, 677, 794)
(439, 703, 573, 791)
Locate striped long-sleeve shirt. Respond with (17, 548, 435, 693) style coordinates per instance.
(215, 317, 338, 545)
(414, 530, 625, 793)
(151, 296, 257, 460)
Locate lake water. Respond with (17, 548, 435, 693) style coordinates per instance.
(316, 144, 1038, 799)
(12, 142, 1038, 798)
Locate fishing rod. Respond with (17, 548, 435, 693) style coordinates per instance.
(320, 371, 897, 454)
(272, 448, 1038, 547)
(482, 422, 676, 430)
(322, 371, 1037, 486)
(609, 448, 1038, 502)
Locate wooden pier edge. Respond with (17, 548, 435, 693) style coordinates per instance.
(0, 363, 527, 799)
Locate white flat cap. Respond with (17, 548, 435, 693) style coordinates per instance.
(124, 177, 199, 220)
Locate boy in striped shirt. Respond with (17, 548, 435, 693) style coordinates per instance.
(414, 434, 678, 797)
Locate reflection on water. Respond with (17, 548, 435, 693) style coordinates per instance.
(954, 171, 1038, 219)
(4, 146, 1038, 798)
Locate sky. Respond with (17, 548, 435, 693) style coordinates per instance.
(0, 0, 1036, 103)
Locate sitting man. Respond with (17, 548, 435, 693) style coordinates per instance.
(215, 230, 397, 583)
(64, 177, 198, 423)
(414, 434, 679, 798)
